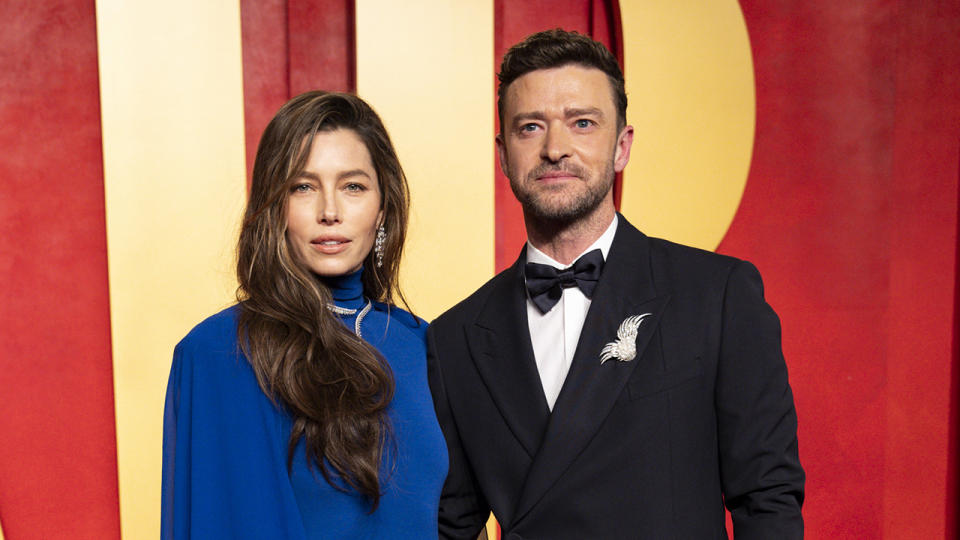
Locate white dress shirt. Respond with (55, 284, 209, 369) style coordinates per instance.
(525, 215, 618, 410)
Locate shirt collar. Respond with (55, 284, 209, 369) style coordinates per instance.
(525, 214, 619, 270)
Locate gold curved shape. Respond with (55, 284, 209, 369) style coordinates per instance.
(619, 0, 755, 251)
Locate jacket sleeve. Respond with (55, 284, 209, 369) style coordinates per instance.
(427, 325, 491, 540)
(161, 331, 307, 540)
(716, 261, 805, 539)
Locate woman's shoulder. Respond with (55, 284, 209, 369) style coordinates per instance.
(372, 302, 428, 340)
(174, 304, 243, 361)
(179, 304, 241, 343)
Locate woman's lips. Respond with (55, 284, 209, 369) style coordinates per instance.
(311, 237, 350, 254)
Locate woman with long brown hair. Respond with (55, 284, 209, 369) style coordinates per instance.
(161, 91, 447, 539)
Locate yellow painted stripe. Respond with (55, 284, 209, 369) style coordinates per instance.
(619, 0, 754, 250)
(356, 0, 495, 321)
(357, 3, 497, 533)
(95, 1, 247, 537)
(485, 513, 499, 539)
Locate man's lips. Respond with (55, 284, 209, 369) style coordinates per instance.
(536, 170, 579, 182)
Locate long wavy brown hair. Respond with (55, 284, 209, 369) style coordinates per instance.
(236, 91, 410, 510)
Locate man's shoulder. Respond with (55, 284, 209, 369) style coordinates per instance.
(649, 236, 761, 294)
(615, 218, 753, 286)
(647, 235, 742, 270)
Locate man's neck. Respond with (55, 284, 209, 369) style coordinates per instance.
(525, 205, 616, 266)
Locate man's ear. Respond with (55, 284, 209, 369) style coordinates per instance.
(613, 125, 634, 173)
(495, 133, 509, 177)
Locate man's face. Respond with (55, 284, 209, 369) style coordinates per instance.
(497, 64, 632, 224)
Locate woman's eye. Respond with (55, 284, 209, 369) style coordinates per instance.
(291, 183, 312, 193)
(345, 183, 366, 192)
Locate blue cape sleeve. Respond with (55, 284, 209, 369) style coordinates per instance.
(161, 309, 308, 539)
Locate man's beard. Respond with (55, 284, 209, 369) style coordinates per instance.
(509, 160, 615, 223)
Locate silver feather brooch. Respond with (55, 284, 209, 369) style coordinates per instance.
(599, 313, 653, 364)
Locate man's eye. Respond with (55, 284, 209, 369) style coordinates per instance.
(520, 123, 539, 132)
(575, 119, 592, 128)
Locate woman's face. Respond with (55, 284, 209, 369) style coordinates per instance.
(286, 129, 383, 277)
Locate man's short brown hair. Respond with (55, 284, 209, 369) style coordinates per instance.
(497, 28, 627, 130)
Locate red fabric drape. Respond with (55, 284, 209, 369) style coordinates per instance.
(240, 0, 355, 185)
(721, 1, 960, 537)
(0, 1, 120, 538)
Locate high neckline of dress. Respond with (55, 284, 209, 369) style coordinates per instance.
(321, 268, 366, 311)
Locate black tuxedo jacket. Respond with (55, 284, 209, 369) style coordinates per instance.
(427, 216, 804, 539)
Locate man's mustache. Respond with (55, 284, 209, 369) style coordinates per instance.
(526, 162, 586, 180)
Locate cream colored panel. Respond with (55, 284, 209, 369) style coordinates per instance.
(356, 0, 495, 320)
(95, 1, 246, 537)
(619, 0, 754, 250)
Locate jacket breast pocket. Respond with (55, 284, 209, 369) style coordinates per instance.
(625, 357, 703, 401)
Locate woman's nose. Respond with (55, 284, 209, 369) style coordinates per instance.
(319, 192, 340, 224)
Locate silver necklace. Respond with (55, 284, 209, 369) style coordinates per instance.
(327, 299, 372, 339)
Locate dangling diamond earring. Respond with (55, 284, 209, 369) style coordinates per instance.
(374, 224, 386, 268)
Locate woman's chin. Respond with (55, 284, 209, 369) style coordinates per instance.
(309, 259, 365, 278)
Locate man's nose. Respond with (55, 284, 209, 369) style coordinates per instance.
(541, 125, 572, 163)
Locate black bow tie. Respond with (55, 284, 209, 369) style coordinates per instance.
(524, 249, 605, 314)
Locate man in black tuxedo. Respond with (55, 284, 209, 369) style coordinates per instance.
(427, 29, 804, 539)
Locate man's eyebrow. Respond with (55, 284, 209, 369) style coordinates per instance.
(564, 107, 604, 118)
(511, 111, 547, 124)
(510, 107, 605, 125)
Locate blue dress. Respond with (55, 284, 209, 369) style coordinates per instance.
(161, 269, 448, 539)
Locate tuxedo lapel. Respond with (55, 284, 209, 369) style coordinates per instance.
(465, 254, 551, 458)
(513, 217, 670, 522)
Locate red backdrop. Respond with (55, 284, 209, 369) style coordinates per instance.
(0, 1, 957, 538)
(0, 1, 120, 539)
(721, 2, 960, 537)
